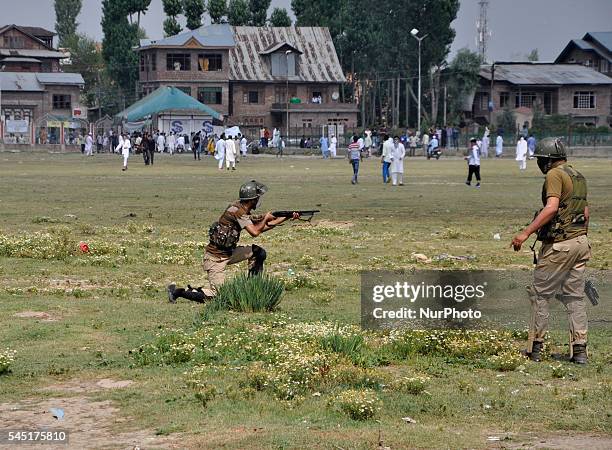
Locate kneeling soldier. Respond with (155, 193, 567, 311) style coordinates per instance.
(511, 138, 591, 364)
(168, 180, 298, 303)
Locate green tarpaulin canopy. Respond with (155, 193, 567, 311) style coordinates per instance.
(115, 86, 222, 122)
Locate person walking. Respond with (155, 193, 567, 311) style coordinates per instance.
(225, 135, 237, 170)
(215, 133, 226, 170)
(239, 133, 248, 158)
(120, 133, 131, 171)
(84, 132, 94, 156)
(381, 134, 393, 184)
(156, 132, 165, 153)
(319, 135, 329, 159)
(347, 135, 361, 184)
(390, 135, 406, 186)
(516, 136, 528, 170)
(167, 132, 176, 155)
(495, 132, 504, 157)
(275, 134, 284, 158)
(465, 137, 481, 188)
(146, 132, 155, 165)
(364, 129, 373, 157)
(192, 132, 202, 160)
(421, 132, 429, 157)
(408, 131, 418, 157)
(527, 134, 536, 159)
(481, 127, 490, 158)
(511, 138, 591, 364)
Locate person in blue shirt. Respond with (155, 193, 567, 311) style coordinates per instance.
(319, 135, 329, 158)
(428, 134, 439, 159)
(527, 134, 536, 159)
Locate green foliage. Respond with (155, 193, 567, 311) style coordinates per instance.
(320, 332, 364, 361)
(126, 0, 152, 26)
(54, 0, 82, 47)
(163, 0, 183, 36)
(249, 0, 271, 26)
(101, 0, 140, 96)
(497, 108, 517, 136)
(228, 0, 250, 25)
(208, 0, 228, 23)
(527, 48, 539, 62)
(208, 273, 284, 313)
(183, 0, 205, 29)
(330, 389, 380, 420)
(163, 17, 182, 37)
(0, 349, 16, 375)
(62, 33, 105, 108)
(446, 48, 482, 120)
(269, 7, 292, 26)
(531, 113, 571, 136)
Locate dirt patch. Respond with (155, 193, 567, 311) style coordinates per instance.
(488, 432, 612, 449)
(316, 220, 355, 229)
(14, 311, 58, 322)
(48, 278, 100, 290)
(42, 379, 134, 394)
(0, 396, 179, 449)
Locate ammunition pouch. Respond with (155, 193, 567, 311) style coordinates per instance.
(208, 221, 240, 250)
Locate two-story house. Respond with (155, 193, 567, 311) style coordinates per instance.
(0, 24, 84, 145)
(555, 32, 612, 77)
(473, 62, 612, 129)
(136, 24, 357, 135)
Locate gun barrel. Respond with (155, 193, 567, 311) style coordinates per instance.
(272, 210, 320, 217)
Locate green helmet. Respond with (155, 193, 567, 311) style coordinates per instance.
(239, 180, 268, 200)
(534, 137, 567, 159)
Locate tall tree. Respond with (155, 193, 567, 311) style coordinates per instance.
(126, 0, 151, 27)
(163, 0, 183, 36)
(527, 48, 539, 61)
(446, 48, 482, 122)
(228, 0, 250, 25)
(269, 7, 291, 27)
(208, 0, 228, 24)
(54, 0, 82, 47)
(183, 0, 205, 29)
(63, 33, 105, 108)
(249, 0, 271, 26)
(101, 0, 140, 98)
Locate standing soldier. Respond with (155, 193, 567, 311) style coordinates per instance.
(511, 138, 590, 364)
(167, 181, 299, 303)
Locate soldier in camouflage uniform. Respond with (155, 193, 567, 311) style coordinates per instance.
(511, 138, 590, 364)
(167, 180, 299, 303)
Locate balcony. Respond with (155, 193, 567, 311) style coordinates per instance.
(270, 102, 358, 113)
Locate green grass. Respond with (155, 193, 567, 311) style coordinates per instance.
(0, 152, 610, 448)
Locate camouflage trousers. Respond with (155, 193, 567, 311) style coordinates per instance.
(528, 235, 591, 348)
(199, 246, 256, 297)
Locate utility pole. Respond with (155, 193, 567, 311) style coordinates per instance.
(410, 29, 428, 133)
(477, 0, 491, 62)
(443, 84, 447, 125)
(489, 63, 495, 126)
(285, 50, 292, 144)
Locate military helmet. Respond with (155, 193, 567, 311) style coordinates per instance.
(534, 137, 567, 159)
(239, 180, 268, 200)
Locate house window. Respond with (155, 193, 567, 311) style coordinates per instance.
(573, 91, 595, 109)
(198, 54, 222, 71)
(600, 60, 609, 73)
(479, 93, 489, 110)
(198, 87, 222, 104)
(499, 92, 509, 108)
(515, 92, 537, 108)
(166, 53, 191, 71)
(243, 91, 259, 104)
(140, 54, 145, 72)
(52, 94, 71, 110)
(175, 86, 192, 96)
(4, 36, 25, 48)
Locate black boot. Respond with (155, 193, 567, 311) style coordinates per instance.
(529, 341, 543, 362)
(167, 284, 207, 303)
(167, 283, 179, 303)
(570, 344, 587, 365)
(248, 245, 267, 277)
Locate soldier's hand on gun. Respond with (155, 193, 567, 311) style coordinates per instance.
(291, 212, 300, 220)
(510, 232, 529, 251)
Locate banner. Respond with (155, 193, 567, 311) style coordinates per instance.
(6, 119, 29, 133)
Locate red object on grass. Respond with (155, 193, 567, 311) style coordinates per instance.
(79, 242, 89, 253)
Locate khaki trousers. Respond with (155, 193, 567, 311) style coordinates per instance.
(529, 235, 591, 346)
(200, 246, 254, 297)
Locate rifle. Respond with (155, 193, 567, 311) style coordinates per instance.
(272, 210, 320, 222)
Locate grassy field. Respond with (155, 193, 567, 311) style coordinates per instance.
(0, 152, 610, 449)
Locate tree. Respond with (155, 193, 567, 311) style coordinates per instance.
(527, 48, 539, 62)
(208, 0, 228, 23)
(63, 33, 105, 109)
(446, 48, 482, 122)
(249, 0, 271, 26)
(228, 0, 250, 25)
(269, 7, 291, 26)
(183, 0, 205, 29)
(54, 0, 82, 47)
(126, 0, 151, 27)
(101, 0, 140, 98)
(163, 0, 183, 36)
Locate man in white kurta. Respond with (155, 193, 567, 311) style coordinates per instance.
(214, 134, 226, 170)
(495, 133, 503, 157)
(390, 136, 406, 186)
(120, 134, 131, 171)
(225, 136, 237, 170)
(516, 136, 528, 170)
(240, 134, 248, 157)
(176, 135, 185, 153)
(329, 134, 337, 158)
(167, 132, 176, 155)
(481, 128, 490, 158)
(156, 133, 165, 153)
(85, 133, 94, 156)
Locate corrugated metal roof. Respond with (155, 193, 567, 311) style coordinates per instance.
(139, 24, 235, 49)
(230, 26, 345, 83)
(0, 49, 65, 58)
(587, 32, 612, 52)
(0, 72, 84, 91)
(1, 57, 41, 62)
(480, 63, 612, 85)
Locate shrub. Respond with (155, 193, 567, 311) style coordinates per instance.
(390, 375, 430, 394)
(209, 273, 284, 313)
(487, 351, 525, 371)
(320, 333, 364, 361)
(330, 389, 380, 421)
(0, 348, 16, 375)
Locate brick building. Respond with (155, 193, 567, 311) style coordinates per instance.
(0, 24, 84, 145)
(136, 24, 357, 135)
(473, 62, 612, 128)
(555, 32, 612, 76)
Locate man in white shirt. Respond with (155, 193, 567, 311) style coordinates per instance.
(214, 133, 226, 170)
(381, 134, 393, 183)
(239, 134, 248, 158)
(465, 137, 481, 188)
(120, 133, 131, 171)
(390, 136, 406, 186)
(225, 135, 237, 170)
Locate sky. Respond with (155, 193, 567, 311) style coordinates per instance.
(2, 0, 611, 61)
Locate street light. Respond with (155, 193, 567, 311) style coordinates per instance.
(285, 50, 292, 145)
(410, 29, 427, 133)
